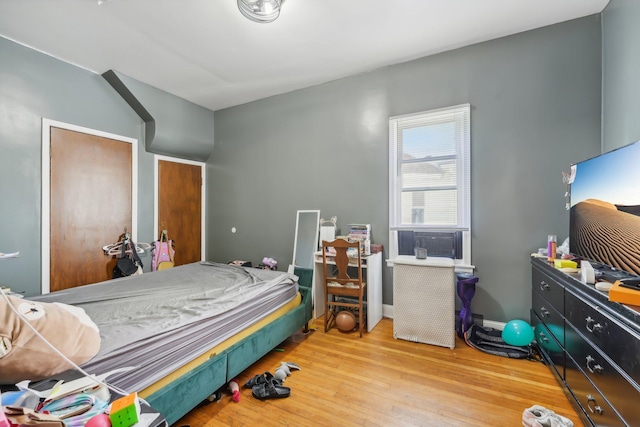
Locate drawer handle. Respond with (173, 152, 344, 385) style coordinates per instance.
(585, 355, 604, 374)
(585, 316, 603, 334)
(540, 281, 550, 291)
(540, 307, 551, 318)
(537, 331, 549, 344)
(586, 394, 604, 415)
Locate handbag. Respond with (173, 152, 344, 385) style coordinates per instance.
(115, 257, 138, 277)
(112, 238, 143, 279)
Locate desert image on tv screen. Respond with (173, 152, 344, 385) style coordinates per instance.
(570, 142, 640, 276)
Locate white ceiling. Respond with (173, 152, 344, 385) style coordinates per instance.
(0, 0, 609, 112)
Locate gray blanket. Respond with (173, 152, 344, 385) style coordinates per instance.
(34, 262, 298, 391)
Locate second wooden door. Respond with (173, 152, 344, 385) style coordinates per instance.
(157, 159, 203, 265)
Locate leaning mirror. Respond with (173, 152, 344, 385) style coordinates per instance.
(292, 210, 320, 269)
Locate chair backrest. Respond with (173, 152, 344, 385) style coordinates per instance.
(321, 238, 363, 288)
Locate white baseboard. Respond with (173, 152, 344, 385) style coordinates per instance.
(382, 303, 394, 319)
(383, 304, 506, 330)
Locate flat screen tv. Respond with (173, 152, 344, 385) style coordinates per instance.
(569, 140, 640, 276)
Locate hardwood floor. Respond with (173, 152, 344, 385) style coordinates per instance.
(173, 318, 581, 427)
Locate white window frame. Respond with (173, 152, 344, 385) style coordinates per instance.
(388, 104, 472, 271)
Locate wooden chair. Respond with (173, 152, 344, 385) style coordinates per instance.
(321, 238, 366, 337)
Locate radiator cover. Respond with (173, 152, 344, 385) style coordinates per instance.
(392, 256, 456, 349)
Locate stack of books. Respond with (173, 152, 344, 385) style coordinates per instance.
(348, 224, 370, 243)
(348, 224, 371, 254)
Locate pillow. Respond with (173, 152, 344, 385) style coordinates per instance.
(0, 295, 101, 384)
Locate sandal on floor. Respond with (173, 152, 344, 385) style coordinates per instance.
(251, 379, 291, 400)
(244, 371, 277, 388)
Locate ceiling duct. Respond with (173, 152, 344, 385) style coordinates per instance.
(102, 70, 215, 162)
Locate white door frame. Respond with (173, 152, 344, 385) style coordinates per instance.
(153, 154, 206, 261)
(41, 118, 138, 294)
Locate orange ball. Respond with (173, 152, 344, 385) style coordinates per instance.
(336, 310, 356, 332)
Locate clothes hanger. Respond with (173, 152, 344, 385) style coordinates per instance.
(103, 228, 151, 255)
(102, 228, 128, 255)
(102, 242, 122, 255)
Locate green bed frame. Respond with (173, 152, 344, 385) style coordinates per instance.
(145, 284, 312, 425)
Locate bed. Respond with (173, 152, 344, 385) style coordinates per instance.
(30, 262, 313, 425)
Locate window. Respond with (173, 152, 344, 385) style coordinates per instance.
(389, 104, 471, 268)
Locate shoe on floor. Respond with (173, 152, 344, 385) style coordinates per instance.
(244, 371, 279, 388)
(251, 378, 290, 400)
(522, 405, 573, 427)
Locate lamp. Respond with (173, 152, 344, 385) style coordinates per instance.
(237, 0, 284, 23)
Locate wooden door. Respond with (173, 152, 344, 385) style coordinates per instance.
(50, 127, 132, 291)
(158, 160, 202, 265)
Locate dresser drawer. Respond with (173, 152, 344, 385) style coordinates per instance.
(565, 322, 640, 426)
(565, 289, 640, 387)
(532, 266, 564, 312)
(565, 354, 626, 427)
(531, 310, 565, 379)
(532, 288, 565, 346)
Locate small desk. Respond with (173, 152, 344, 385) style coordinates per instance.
(312, 251, 383, 332)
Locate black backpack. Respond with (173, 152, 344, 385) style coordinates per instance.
(463, 324, 542, 361)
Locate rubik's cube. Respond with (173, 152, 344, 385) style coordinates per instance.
(109, 392, 140, 427)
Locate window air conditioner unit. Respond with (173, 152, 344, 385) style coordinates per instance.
(397, 230, 463, 259)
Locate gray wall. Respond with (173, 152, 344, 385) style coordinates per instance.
(0, 37, 155, 296)
(1, 15, 604, 323)
(209, 16, 602, 322)
(602, 0, 640, 152)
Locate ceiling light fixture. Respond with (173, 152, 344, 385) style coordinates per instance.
(237, 0, 284, 24)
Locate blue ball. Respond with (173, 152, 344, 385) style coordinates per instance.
(502, 319, 534, 346)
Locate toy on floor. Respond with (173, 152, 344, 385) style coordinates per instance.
(85, 414, 112, 427)
(109, 392, 140, 427)
(205, 389, 222, 403)
(501, 319, 534, 346)
(258, 257, 277, 270)
(228, 379, 240, 402)
(336, 310, 356, 332)
(273, 361, 301, 382)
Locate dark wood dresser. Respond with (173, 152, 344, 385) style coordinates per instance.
(530, 256, 640, 427)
